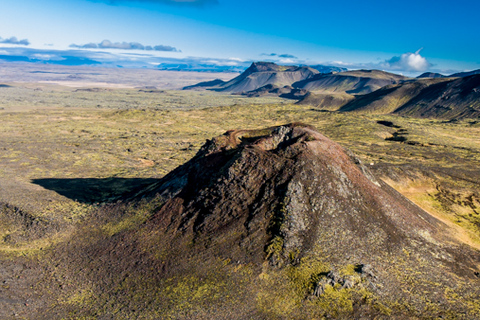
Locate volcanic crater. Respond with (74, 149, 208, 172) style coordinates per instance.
(136, 123, 479, 284)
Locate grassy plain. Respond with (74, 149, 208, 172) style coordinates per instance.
(1, 76, 479, 318)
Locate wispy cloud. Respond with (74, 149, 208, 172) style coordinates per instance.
(0, 47, 102, 65)
(262, 53, 298, 59)
(0, 36, 30, 46)
(89, 0, 218, 7)
(0, 46, 247, 71)
(70, 40, 180, 52)
(381, 49, 432, 72)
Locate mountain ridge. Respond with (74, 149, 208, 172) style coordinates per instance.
(335, 75, 480, 119)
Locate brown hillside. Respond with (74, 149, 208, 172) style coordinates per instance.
(394, 74, 480, 119)
(293, 69, 408, 95)
(338, 78, 447, 113)
(296, 91, 354, 110)
(329, 75, 480, 120)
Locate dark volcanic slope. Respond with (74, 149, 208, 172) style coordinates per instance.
(182, 78, 226, 91)
(339, 74, 480, 119)
(293, 69, 408, 95)
(450, 68, 480, 78)
(338, 78, 447, 113)
(394, 74, 480, 119)
(141, 124, 479, 276)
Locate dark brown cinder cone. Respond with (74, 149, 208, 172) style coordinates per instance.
(141, 123, 479, 280)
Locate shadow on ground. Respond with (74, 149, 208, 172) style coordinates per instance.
(31, 178, 160, 203)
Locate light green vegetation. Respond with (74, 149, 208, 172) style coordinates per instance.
(0, 83, 479, 318)
(1, 90, 479, 249)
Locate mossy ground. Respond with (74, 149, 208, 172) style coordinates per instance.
(1, 83, 480, 318)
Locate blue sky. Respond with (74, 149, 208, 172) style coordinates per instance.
(0, 0, 479, 75)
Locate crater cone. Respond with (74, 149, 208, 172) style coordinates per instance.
(141, 123, 478, 276)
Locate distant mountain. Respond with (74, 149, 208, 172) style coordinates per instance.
(333, 75, 480, 119)
(449, 69, 480, 78)
(293, 69, 408, 95)
(417, 72, 445, 79)
(182, 79, 226, 91)
(157, 63, 245, 73)
(308, 65, 348, 74)
(184, 61, 319, 93)
(184, 63, 409, 97)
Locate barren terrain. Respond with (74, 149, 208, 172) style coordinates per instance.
(1, 64, 479, 319)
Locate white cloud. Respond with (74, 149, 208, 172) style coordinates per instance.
(278, 58, 296, 64)
(228, 57, 245, 62)
(0, 36, 30, 46)
(70, 40, 180, 52)
(31, 54, 65, 61)
(382, 49, 432, 72)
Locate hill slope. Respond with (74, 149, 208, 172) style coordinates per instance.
(394, 74, 480, 119)
(293, 69, 408, 95)
(296, 91, 355, 110)
(338, 78, 447, 113)
(338, 75, 480, 119)
(450, 69, 480, 78)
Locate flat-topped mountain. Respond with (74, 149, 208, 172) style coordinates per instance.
(184, 62, 319, 93)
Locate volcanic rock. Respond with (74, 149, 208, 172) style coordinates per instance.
(139, 124, 479, 286)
